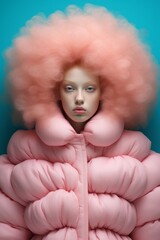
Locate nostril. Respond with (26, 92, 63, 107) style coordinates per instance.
(75, 99, 84, 105)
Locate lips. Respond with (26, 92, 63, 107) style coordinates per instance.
(73, 107, 86, 113)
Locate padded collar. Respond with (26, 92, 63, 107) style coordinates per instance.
(36, 110, 124, 147)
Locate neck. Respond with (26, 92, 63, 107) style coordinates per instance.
(71, 121, 86, 133)
(65, 115, 86, 133)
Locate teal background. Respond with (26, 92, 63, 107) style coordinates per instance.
(0, 0, 160, 154)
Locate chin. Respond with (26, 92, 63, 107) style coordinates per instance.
(72, 118, 88, 123)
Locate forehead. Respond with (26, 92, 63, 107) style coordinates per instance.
(63, 65, 99, 85)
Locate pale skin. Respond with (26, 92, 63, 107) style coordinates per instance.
(59, 65, 101, 133)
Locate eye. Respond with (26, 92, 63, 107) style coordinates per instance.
(64, 85, 75, 92)
(85, 86, 95, 92)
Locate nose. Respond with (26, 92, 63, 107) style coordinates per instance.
(75, 90, 84, 105)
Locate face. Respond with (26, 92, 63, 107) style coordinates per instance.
(60, 65, 101, 125)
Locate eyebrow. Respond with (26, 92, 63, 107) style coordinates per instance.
(62, 81, 75, 84)
(62, 80, 98, 85)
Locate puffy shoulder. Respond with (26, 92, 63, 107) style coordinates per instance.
(7, 130, 40, 164)
(7, 129, 74, 164)
(104, 130, 151, 161)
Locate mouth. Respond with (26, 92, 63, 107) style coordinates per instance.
(73, 107, 86, 114)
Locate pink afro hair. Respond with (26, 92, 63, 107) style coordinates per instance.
(6, 5, 157, 127)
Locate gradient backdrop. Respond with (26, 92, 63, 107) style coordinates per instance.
(0, 0, 160, 154)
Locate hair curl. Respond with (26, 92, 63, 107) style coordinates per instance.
(6, 4, 157, 127)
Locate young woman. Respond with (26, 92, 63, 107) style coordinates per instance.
(0, 5, 160, 240)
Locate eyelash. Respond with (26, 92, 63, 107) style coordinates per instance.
(64, 85, 96, 93)
(64, 86, 75, 92)
(86, 86, 95, 92)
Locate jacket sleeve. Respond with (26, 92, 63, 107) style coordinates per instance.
(103, 130, 151, 161)
(0, 130, 53, 239)
(0, 130, 37, 239)
(130, 151, 160, 240)
(103, 130, 160, 239)
(0, 155, 32, 240)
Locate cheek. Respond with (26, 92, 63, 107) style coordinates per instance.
(88, 95, 100, 112)
(61, 95, 72, 109)
(91, 94, 100, 105)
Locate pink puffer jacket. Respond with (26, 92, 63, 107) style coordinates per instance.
(0, 111, 160, 240)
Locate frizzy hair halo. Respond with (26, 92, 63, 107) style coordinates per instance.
(6, 4, 157, 127)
